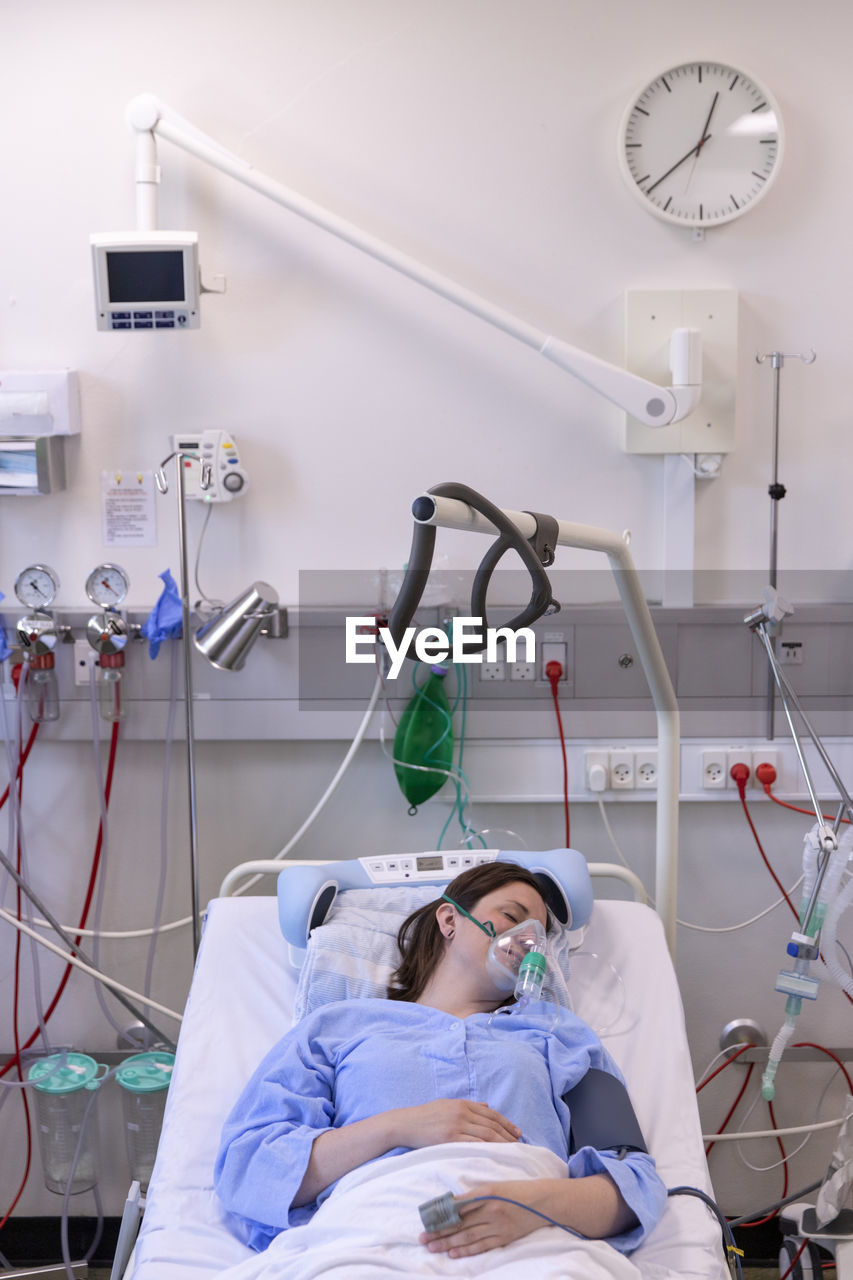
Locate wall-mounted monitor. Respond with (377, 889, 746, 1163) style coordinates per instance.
(90, 231, 200, 331)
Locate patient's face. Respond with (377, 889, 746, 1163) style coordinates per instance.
(470, 881, 548, 942)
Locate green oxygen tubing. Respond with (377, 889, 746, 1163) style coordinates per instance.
(386, 483, 561, 811)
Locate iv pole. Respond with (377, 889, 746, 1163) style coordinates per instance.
(754, 349, 816, 739)
(154, 452, 207, 957)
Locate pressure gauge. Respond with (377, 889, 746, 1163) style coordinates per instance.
(85, 563, 129, 608)
(14, 564, 60, 609)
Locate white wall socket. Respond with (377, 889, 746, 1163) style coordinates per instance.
(634, 749, 658, 789)
(479, 661, 505, 682)
(609, 749, 634, 789)
(702, 749, 727, 790)
(584, 750, 609, 792)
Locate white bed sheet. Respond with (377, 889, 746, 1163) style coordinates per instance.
(129, 895, 727, 1279)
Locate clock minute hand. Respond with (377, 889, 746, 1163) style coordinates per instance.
(646, 132, 712, 194)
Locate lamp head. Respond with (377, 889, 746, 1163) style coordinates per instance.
(193, 581, 278, 671)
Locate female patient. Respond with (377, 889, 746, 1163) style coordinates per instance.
(214, 862, 666, 1261)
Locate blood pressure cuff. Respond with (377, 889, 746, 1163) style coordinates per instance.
(563, 1068, 648, 1156)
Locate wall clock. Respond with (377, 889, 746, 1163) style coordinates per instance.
(619, 61, 783, 227)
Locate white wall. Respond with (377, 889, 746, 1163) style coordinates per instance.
(1, 0, 852, 1228)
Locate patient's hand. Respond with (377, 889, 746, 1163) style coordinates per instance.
(419, 1173, 636, 1258)
(393, 1100, 521, 1149)
(420, 1179, 539, 1256)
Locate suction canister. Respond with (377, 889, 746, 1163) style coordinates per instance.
(28, 1052, 105, 1195)
(115, 1051, 175, 1190)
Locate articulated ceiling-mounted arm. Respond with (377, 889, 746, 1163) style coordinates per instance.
(122, 93, 701, 427)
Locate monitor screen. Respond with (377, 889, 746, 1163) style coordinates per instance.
(106, 249, 186, 303)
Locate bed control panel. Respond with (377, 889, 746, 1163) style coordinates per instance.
(360, 851, 497, 883)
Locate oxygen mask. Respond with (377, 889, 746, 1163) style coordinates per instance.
(485, 918, 548, 1002)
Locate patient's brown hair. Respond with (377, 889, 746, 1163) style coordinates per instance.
(386, 861, 548, 1003)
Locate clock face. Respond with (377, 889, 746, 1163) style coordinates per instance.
(619, 62, 783, 227)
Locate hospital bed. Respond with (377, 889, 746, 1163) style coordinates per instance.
(121, 851, 728, 1279)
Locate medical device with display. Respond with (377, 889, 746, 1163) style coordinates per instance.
(91, 231, 200, 331)
(169, 430, 248, 501)
(276, 848, 593, 960)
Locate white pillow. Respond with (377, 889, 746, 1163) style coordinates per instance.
(293, 885, 576, 1022)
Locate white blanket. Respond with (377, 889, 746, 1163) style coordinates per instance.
(216, 1143, 667, 1280)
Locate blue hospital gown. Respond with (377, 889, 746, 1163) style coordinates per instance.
(214, 998, 667, 1254)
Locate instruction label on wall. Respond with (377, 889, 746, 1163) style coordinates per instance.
(101, 470, 156, 547)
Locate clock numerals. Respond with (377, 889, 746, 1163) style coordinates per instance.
(619, 62, 783, 228)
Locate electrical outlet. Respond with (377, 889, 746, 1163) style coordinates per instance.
(702, 750, 727, 789)
(753, 748, 780, 788)
(479, 661, 506, 682)
(726, 749, 752, 788)
(74, 639, 93, 686)
(540, 641, 567, 680)
(585, 750, 609, 792)
(634, 749, 658, 789)
(510, 661, 537, 681)
(609, 749, 634, 790)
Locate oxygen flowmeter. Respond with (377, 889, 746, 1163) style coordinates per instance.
(85, 563, 130, 723)
(14, 564, 60, 723)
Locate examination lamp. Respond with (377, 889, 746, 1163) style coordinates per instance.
(193, 582, 279, 672)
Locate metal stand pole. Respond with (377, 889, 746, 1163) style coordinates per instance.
(755, 349, 816, 740)
(156, 453, 202, 957)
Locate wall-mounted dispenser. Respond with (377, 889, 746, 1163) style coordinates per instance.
(0, 369, 80, 494)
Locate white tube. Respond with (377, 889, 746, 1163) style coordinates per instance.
(820, 871, 853, 998)
(762, 1012, 798, 1101)
(800, 825, 820, 918)
(134, 127, 160, 232)
(231, 673, 383, 897)
(416, 496, 680, 955)
(819, 825, 853, 913)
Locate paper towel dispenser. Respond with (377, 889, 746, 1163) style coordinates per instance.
(0, 371, 79, 494)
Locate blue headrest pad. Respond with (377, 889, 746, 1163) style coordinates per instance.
(277, 849, 593, 949)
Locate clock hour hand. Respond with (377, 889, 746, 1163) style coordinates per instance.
(646, 132, 712, 194)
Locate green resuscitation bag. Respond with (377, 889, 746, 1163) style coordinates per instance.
(393, 665, 455, 811)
